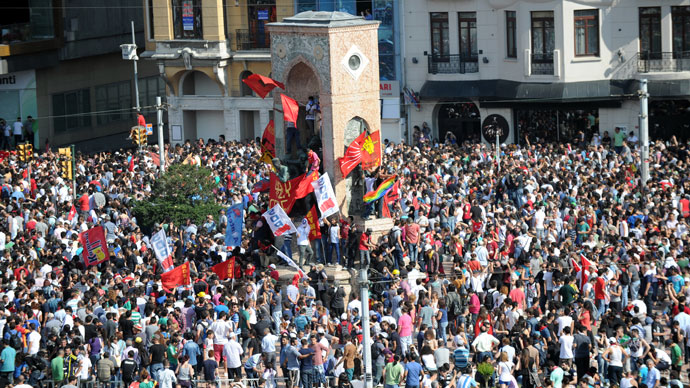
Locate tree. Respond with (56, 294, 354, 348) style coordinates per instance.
(133, 164, 223, 233)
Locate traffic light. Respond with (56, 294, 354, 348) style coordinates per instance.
(130, 126, 148, 146)
(17, 143, 32, 162)
(58, 147, 73, 180)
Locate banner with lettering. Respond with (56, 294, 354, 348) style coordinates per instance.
(269, 170, 318, 213)
(263, 204, 297, 237)
(151, 229, 174, 271)
(161, 262, 191, 292)
(225, 203, 244, 248)
(79, 226, 109, 267)
(311, 172, 339, 219)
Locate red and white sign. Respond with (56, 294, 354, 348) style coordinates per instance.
(311, 172, 339, 219)
(263, 204, 297, 237)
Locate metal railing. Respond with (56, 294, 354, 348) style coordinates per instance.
(40, 380, 126, 388)
(235, 29, 270, 50)
(638, 51, 690, 72)
(531, 52, 554, 75)
(427, 54, 479, 74)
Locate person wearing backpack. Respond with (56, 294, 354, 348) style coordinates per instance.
(371, 333, 386, 386)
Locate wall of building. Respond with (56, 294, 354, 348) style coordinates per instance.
(196, 110, 225, 140)
(599, 100, 639, 138)
(36, 52, 159, 147)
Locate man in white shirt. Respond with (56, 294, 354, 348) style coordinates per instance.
(556, 307, 574, 336)
(11, 117, 22, 146)
(27, 324, 40, 355)
(157, 362, 177, 388)
(296, 218, 313, 267)
(224, 333, 244, 379)
(558, 326, 574, 366)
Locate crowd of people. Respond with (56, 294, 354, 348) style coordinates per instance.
(0, 123, 688, 388)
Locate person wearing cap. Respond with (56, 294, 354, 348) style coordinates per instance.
(224, 332, 244, 380)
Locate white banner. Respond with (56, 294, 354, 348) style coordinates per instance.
(311, 172, 339, 219)
(263, 204, 297, 237)
(275, 247, 305, 278)
(151, 229, 173, 271)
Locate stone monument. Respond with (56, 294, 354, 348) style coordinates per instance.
(268, 11, 383, 218)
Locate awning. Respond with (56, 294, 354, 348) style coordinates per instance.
(418, 79, 690, 106)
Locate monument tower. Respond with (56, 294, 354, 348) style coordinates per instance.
(269, 12, 382, 216)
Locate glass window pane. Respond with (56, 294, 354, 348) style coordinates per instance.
(588, 25, 598, 54)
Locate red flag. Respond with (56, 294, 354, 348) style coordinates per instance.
(306, 205, 322, 240)
(252, 179, 271, 193)
(161, 262, 191, 292)
(149, 151, 160, 167)
(339, 131, 367, 177)
(382, 196, 391, 218)
(281, 95, 299, 124)
(570, 256, 581, 273)
(269, 171, 318, 213)
(68, 205, 77, 221)
(384, 180, 400, 203)
(259, 120, 276, 165)
(360, 131, 382, 170)
(137, 114, 146, 127)
(128, 157, 135, 172)
(211, 258, 235, 280)
(79, 226, 109, 267)
(242, 74, 285, 99)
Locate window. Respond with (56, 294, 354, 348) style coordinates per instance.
(672, 6, 690, 56)
(52, 89, 91, 133)
(531, 11, 554, 58)
(138, 76, 167, 108)
(506, 11, 517, 58)
(147, 0, 155, 40)
(458, 12, 477, 60)
(172, 0, 202, 39)
(574, 9, 599, 56)
(240, 71, 254, 96)
(430, 12, 449, 57)
(640, 7, 661, 59)
(95, 81, 132, 125)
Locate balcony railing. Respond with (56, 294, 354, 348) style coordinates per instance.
(428, 54, 479, 74)
(638, 51, 690, 73)
(531, 52, 554, 75)
(235, 29, 270, 50)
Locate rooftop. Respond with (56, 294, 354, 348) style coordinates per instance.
(269, 11, 379, 28)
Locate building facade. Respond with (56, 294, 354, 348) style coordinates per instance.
(142, 0, 295, 143)
(0, 0, 162, 151)
(404, 0, 690, 145)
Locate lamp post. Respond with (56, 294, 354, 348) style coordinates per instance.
(120, 21, 141, 114)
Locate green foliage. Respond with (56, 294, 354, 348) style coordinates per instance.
(133, 164, 223, 233)
(477, 362, 495, 378)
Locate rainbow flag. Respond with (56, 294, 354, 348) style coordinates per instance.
(363, 176, 397, 203)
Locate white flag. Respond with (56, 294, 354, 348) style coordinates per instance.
(275, 248, 305, 278)
(311, 172, 339, 219)
(263, 204, 297, 237)
(151, 229, 173, 271)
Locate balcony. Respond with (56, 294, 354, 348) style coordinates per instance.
(235, 29, 270, 50)
(638, 52, 690, 73)
(427, 54, 478, 74)
(531, 52, 554, 75)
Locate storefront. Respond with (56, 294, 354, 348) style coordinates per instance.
(0, 70, 37, 146)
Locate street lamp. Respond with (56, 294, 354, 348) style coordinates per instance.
(120, 21, 141, 114)
(484, 117, 503, 171)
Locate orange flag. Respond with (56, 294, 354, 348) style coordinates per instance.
(211, 257, 235, 280)
(161, 262, 191, 292)
(281, 94, 299, 124)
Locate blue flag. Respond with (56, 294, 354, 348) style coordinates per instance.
(225, 203, 244, 248)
